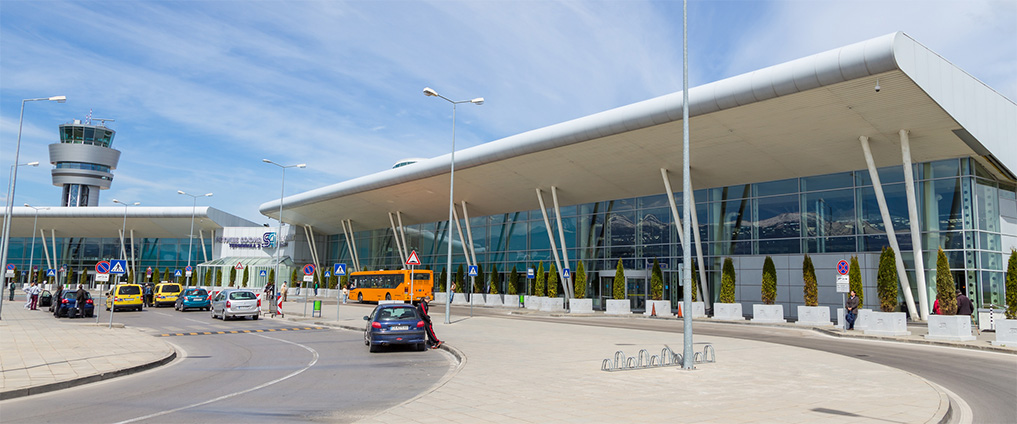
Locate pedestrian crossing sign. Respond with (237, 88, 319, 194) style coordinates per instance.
(46, 269, 56, 277)
(563, 268, 571, 279)
(468, 265, 478, 277)
(174, 270, 182, 277)
(110, 260, 128, 275)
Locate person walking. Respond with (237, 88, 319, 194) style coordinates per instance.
(313, 282, 318, 297)
(51, 284, 64, 315)
(27, 282, 41, 310)
(143, 283, 153, 307)
(8, 281, 16, 301)
(264, 281, 276, 315)
(956, 290, 978, 334)
(416, 296, 442, 349)
(845, 290, 860, 330)
(75, 284, 89, 318)
(341, 284, 349, 304)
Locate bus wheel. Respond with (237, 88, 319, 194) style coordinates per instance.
(358, 293, 363, 302)
(385, 293, 392, 301)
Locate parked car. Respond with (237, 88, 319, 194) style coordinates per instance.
(175, 288, 211, 311)
(57, 290, 94, 318)
(154, 282, 183, 307)
(106, 284, 144, 312)
(210, 288, 260, 320)
(363, 303, 427, 352)
(38, 290, 53, 308)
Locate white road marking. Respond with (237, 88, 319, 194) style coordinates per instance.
(112, 334, 319, 424)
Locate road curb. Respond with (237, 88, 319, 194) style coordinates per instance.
(812, 327, 1017, 355)
(0, 349, 177, 401)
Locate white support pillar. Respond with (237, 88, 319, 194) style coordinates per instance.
(396, 211, 410, 261)
(40, 229, 53, 270)
(451, 207, 473, 268)
(660, 168, 687, 246)
(551, 186, 573, 301)
(304, 225, 323, 284)
(535, 188, 566, 294)
(130, 229, 137, 281)
(341, 219, 360, 272)
(688, 189, 710, 306)
(860, 135, 919, 320)
(346, 220, 362, 272)
(387, 212, 407, 266)
(460, 202, 479, 267)
(50, 229, 58, 272)
(900, 130, 929, 320)
(199, 229, 208, 263)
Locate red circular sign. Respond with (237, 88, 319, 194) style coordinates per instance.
(95, 261, 111, 274)
(303, 264, 315, 275)
(837, 260, 849, 275)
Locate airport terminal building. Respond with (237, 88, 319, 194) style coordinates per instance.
(260, 33, 1016, 318)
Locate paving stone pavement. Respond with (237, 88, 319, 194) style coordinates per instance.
(0, 294, 174, 400)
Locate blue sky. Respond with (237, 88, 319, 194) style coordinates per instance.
(2, 0, 1015, 225)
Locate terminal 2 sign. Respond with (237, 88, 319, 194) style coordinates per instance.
(216, 232, 287, 249)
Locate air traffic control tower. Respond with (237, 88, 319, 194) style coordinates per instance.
(48, 119, 121, 207)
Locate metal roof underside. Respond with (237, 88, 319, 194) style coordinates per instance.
(261, 32, 1016, 234)
(3, 206, 259, 238)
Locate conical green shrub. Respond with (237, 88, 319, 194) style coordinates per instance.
(720, 258, 736, 303)
(877, 247, 898, 312)
(548, 263, 559, 297)
(803, 254, 817, 306)
(849, 256, 863, 306)
(761, 256, 776, 305)
(535, 261, 545, 296)
(1006, 249, 1017, 319)
(650, 259, 663, 300)
(612, 259, 625, 300)
(575, 261, 587, 298)
(935, 247, 958, 315)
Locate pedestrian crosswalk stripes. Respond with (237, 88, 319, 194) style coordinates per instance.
(157, 327, 328, 337)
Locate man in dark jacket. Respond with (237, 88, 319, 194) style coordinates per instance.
(75, 284, 89, 318)
(845, 290, 860, 330)
(416, 296, 442, 349)
(956, 291, 974, 315)
(52, 284, 64, 315)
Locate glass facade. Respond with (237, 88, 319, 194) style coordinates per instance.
(325, 158, 1014, 312)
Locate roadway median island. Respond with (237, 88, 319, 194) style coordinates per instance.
(0, 297, 176, 400)
(279, 300, 952, 423)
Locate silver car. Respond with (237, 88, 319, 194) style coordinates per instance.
(211, 288, 261, 320)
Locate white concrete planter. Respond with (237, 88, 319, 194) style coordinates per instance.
(502, 295, 520, 308)
(469, 293, 485, 306)
(751, 304, 786, 323)
(569, 298, 594, 314)
(863, 311, 910, 336)
(525, 296, 544, 310)
(977, 308, 1005, 331)
(485, 294, 503, 307)
(992, 319, 1017, 347)
(855, 309, 874, 330)
(713, 303, 745, 321)
(796, 305, 832, 326)
(539, 297, 565, 312)
(643, 300, 672, 317)
(679, 301, 706, 318)
(605, 299, 631, 315)
(451, 292, 469, 305)
(925, 315, 976, 341)
(432, 292, 447, 303)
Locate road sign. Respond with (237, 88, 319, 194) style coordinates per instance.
(46, 269, 56, 277)
(174, 270, 183, 277)
(303, 264, 315, 275)
(334, 263, 346, 276)
(110, 260, 128, 275)
(325, 271, 331, 278)
(5, 264, 14, 277)
(563, 268, 571, 279)
(185, 265, 193, 272)
(527, 268, 535, 279)
(60, 265, 66, 273)
(234, 262, 244, 270)
(5, 264, 14, 271)
(95, 261, 111, 274)
(259, 270, 267, 277)
(836, 275, 850, 293)
(96, 273, 110, 282)
(468, 265, 478, 277)
(146, 266, 153, 276)
(303, 274, 314, 282)
(405, 250, 421, 266)
(837, 260, 849, 275)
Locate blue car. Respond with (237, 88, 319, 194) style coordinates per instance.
(363, 303, 427, 352)
(174, 288, 211, 311)
(56, 291, 94, 318)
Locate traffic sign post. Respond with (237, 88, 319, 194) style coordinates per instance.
(302, 264, 315, 317)
(185, 265, 193, 278)
(333, 263, 347, 322)
(836, 259, 850, 329)
(406, 251, 421, 304)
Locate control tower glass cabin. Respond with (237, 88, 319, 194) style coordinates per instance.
(49, 120, 121, 207)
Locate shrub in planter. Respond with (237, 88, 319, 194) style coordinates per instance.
(802, 254, 817, 306)
(456, 265, 465, 293)
(650, 259, 663, 300)
(720, 258, 736, 303)
(691, 260, 699, 302)
(935, 247, 957, 315)
(761, 256, 776, 305)
(613, 259, 625, 300)
(877, 247, 898, 312)
(1006, 248, 1016, 319)
(535, 261, 545, 297)
(439, 267, 447, 292)
(849, 255, 863, 306)
(547, 263, 559, 298)
(474, 264, 485, 293)
(574, 261, 587, 299)
(489, 265, 499, 294)
(507, 266, 518, 295)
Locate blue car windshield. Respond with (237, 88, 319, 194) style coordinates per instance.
(184, 289, 208, 296)
(376, 307, 418, 321)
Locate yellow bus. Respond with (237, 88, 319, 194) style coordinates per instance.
(349, 269, 433, 303)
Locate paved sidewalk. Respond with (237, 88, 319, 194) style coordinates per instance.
(281, 300, 959, 424)
(0, 295, 175, 400)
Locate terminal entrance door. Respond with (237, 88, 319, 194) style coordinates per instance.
(596, 269, 649, 311)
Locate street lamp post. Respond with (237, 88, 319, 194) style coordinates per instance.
(178, 191, 213, 286)
(0, 95, 64, 321)
(24, 204, 49, 287)
(263, 159, 305, 315)
(422, 87, 484, 325)
(111, 199, 139, 328)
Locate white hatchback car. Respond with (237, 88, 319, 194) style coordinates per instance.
(211, 288, 261, 320)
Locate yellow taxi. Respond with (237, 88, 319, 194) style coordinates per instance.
(106, 284, 144, 312)
(154, 282, 184, 307)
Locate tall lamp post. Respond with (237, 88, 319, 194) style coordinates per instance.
(178, 191, 212, 286)
(111, 199, 139, 328)
(24, 204, 49, 286)
(422, 87, 484, 325)
(262, 159, 305, 304)
(0, 95, 64, 321)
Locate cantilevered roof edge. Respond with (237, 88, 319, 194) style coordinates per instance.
(261, 32, 909, 218)
(10, 206, 260, 228)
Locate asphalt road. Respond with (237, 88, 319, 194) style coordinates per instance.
(445, 304, 1017, 424)
(1, 306, 451, 423)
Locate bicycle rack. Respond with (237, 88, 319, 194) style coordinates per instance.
(601, 344, 715, 372)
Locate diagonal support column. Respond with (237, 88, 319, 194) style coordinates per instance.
(130, 229, 137, 281)
(535, 189, 566, 297)
(860, 135, 919, 319)
(663, 168, 708, 305)
(900, 130, 929, 320)
(551, 186, 573, 301)
(688, 189, 710, 306)
(341, 219, 361, 272)
(460, 202, 478, 266)
(387, 212, 407, 266)
(451, 207, 473, 268)
(40, 229, 53, 270)
(396, 211, 410, 261)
